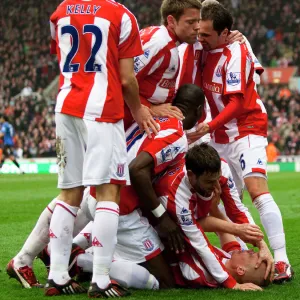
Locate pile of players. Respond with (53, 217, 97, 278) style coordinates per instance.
(6, 0, 294, 298)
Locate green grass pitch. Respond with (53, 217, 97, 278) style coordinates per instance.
(0, 173, 299, 300)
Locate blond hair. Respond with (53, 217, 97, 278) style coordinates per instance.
(160, 0, 202, 25)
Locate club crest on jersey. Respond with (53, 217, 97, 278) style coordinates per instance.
(117, 163, 125, 177)
(216, 65, 222, 77)
(143, 239, 154, 251)
(144, 49, 150, 59)
(226, 72, 241, 86)
(179, 207, 193, 226)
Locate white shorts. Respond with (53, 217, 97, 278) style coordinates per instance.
(114, 209, 164, 264)
(210, 135, 268, 196)
(55, 113, 129, 188)
(80, 192, 164, 264)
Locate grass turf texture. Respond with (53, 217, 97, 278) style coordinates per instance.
(0, 173, 299, 300)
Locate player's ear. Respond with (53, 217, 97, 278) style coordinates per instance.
(167, 15, 176, 29)
(236, 266, 246, 276)
(187, 170, 197, 185)
(221, 28, 229, 38)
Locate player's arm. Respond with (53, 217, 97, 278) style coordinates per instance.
(220, 162, 256, 224)
(172, 201, 237, 289)
(129, 151, 185, 253)
(187, 94, 244, 140)
(119, 58, 159, 137)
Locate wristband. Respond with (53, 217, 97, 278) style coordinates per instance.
(151, 203, 166, 218)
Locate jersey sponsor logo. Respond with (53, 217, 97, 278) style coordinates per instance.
(92, 237, 103, 247)
(161, 146, 181, 163)
(49, 229, 57, 239)
(143, 239, 154, 251)
(226, 72, 241, 86)
(227, 176, 234, 189)
(134, 57, 146, 73)
(179, 207, 193, 226)
(216, 65, 222, 77)
(203, 81, 222, 94)
(144, 49, 150, 58)
(117, 163, 125, 177)
(159, 78, 176, 89)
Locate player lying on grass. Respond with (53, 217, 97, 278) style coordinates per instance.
(7, 84, 204, 291)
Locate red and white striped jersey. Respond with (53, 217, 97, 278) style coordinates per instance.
(219, 159, 254, 224)
(50, 0, 143, 122)
(119, 117, 188, 215)
(154, 163, 236, 288)
(178, 40, 268, 144)
(134, 25, 181, 105)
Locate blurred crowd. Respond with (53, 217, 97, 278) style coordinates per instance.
(0, 0, 299, 159)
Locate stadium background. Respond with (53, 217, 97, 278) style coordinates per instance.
(0, 0, 299, 173)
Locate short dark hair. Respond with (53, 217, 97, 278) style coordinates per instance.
(161, 0, 202, 26)
(200, 3, 233, 34)
(173, 83, 205, 108)
(185, 143, 221, 176)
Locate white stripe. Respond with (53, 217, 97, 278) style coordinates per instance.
(119, 13, 132, 45)
(83, 17, 110, 120)
(14, 268, 32, 289)
(55, 17, 72, 113)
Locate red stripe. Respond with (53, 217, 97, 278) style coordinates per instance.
(110, 179, 127, 185)
(252, 192, 270, 202)
(96, 207, 119, 215)
(145, 248, 162, 261)
(47, 206, 53, 214)
(251, 167, 266, 175)
(56, 203, 77, 218)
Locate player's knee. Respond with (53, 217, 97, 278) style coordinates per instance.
(244, 174, 268, 200)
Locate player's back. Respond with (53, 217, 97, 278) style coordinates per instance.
(50, 0, 142, 121)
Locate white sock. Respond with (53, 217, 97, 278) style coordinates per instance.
(73, 221, 93, 249)
(110, 261, 159, 290)
(14, 198, 57, 268)
(92, 201, 119, 288)
(48, 200, 79, 285)
(77, 254, 159, 290)
(73, 207, 91, 237)
(253, 193, 289, 263)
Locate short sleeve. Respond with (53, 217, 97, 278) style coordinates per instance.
(118, 12, 143, 59)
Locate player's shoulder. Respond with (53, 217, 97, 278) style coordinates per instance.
(225, 41, 248, 58)
(155, 117, 183, 132)
(140, 25, 173, 48)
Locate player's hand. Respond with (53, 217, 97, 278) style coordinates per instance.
(131, 105, 160, 138)
(186, 122, 210, 144)
(234, 223, 264, 244)
(232, 283, 263, 291)
(255, 240, 275, 281)
(150, 103, 184, 121)
(226, 30, 246, 44)
(157, 212, 185, 254)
